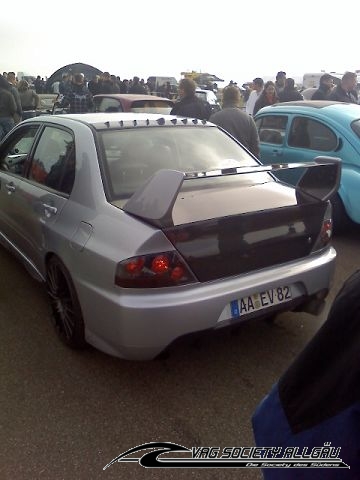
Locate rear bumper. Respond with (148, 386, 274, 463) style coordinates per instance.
(80, 247, 336, 360)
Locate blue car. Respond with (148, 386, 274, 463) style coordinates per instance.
(255, 100, 360, 230)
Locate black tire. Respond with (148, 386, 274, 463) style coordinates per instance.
(263, 313, 278, 324)
(331, 193, 350, 234)
(46, 256, 86, 348)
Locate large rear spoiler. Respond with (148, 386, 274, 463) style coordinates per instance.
(123, 156, 341, 228)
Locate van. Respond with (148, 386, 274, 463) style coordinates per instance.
(147, 76, 178, 98)
(302, 72, 341, 89)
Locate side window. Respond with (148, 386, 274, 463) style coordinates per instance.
(289, 117, 337, 151)
(256, 115, 287, 145)
(0, 125, 39, 176)
(29, 127, 75, 194)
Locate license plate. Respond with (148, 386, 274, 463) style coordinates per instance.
(231, 286, 292, 318)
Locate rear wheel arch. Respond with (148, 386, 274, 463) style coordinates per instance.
(45, 254, 86, 348)
(330, 192, 351, 233)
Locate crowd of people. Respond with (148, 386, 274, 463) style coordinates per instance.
(1, 68, 359, 142)
(0, 70, 180, 139)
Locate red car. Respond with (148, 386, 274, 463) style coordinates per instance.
(93, 94, 174, 114)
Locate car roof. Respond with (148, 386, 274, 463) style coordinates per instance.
(256, 100, 360, 121)
(28, 112, 212, 130)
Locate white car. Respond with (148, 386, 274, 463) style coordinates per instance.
(195, 89, 221, 113)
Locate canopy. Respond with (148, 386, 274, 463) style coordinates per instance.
(46, 62, 103, 91)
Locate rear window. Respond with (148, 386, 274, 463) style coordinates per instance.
(130, 100, 173, 114)
(99, 126, 265, 200)
(95, 97, 124, 113)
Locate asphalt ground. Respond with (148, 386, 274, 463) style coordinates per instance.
(0, 223, 359, 480)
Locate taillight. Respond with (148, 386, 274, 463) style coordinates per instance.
(312, 203, 333, 251)
(115, 251, 197, 288)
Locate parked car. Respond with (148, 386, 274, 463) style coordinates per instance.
(254, 100, 360, 230)
(195, 88, 221, 113)
(0, 112, 339, 360)
(147, 76, 178, 98)
(301, 87, 317, 100)
(21, 93, 59, 117)
(93, 94, 174, 114)
(37, 93, 59, 114)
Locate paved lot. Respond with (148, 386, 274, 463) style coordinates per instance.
(0, 224, 359, 480)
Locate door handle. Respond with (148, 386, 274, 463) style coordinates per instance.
(43, 204, 58, 217)
(5, 182, 16, 193)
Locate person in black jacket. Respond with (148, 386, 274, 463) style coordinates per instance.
(328, 71, 358, 103)
(278, 78, 303, 102)
(170, 78, 211, 120)
(59, 73, 94, 113)
(0, 74, 16, 140)
(311, 73, 334, 100)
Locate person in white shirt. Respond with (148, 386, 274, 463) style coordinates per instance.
(245, 77, 264, 116)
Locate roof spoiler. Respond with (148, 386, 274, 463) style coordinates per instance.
(123, 158, 341, 228)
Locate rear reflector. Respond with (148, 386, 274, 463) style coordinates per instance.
(312, 203, 333, 252)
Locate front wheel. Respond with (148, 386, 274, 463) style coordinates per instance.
(46, 256, 86, 348)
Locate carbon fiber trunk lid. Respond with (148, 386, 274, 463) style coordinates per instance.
(164, 202, 326, 282)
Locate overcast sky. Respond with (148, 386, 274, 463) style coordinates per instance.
(1, 0, 360, 85)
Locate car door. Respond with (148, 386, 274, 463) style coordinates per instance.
(257, 113, 341, 185)
(280, 115, 341, 184)
(0, 124, 40, 245)
(13, 125, 75, 270)
(256, 113, 288, 162)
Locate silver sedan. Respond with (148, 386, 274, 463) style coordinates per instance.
(0, 113, 339, 360)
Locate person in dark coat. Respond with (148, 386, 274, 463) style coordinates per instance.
(0, 74, 16, 140)
(59, 73, 72, 95)
(328, 71, 358, 103)
(59, 73, 94, 113)
(129, 76, 147, 94)
(98, 72, 120, 94)
(278, 78, 303, 102)
(87, 75, 101, 96)
(274, 71, 286, 96)
(252, 269, 360, 479)
(170, 78, 211, 120)
(209, 86, 260, 157)
(311, 73, 334, 100)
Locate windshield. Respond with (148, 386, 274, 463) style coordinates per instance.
(99, 125, 265, 200)
(196, 91, 217, 104)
